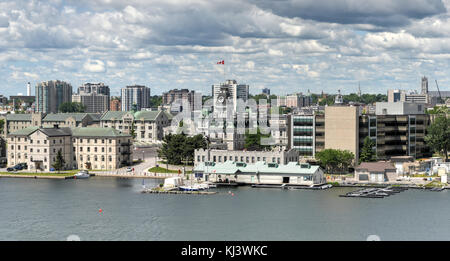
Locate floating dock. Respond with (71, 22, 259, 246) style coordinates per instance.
(340, 187, 408, 198)
(141, 189, 217, 195)
(252, 184, 332, 190)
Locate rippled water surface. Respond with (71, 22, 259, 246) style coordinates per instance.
(0, 177, 449, 241)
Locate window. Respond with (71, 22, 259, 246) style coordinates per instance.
(109, 148, 112, 152)
(44, 140, 47, 144)
(44, 149, 47, 153)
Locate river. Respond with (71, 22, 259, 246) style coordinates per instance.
(0, 177, 449, 241)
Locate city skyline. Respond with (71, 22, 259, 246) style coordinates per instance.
(1, 1, 450, 96)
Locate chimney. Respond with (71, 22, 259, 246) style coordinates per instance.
(27, 82, 31, 96)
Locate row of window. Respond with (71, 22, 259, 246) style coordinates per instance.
(198, 155, 282, 164)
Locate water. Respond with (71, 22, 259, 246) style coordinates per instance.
(0, 177, 449, 241)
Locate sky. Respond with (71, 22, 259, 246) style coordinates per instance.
(1, 0, 450, 97)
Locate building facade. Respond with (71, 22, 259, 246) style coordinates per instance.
(72, 83, 110, 113)
(7, 126, 132, 171)
(162, 89, 201, 113)
(121, 85, 151, 111)
(36, 80, 73, 113)
(194, 148, 299, 165)
(110, 99, 121, 111)
(1, 112, 101, 137)
(324, 106, 360, 162)
(100, 110, 172, 144)
(194, 161, 325, 186)
(211, 80, 249, 115)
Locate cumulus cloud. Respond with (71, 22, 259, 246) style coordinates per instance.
(83, 60, 106, 73)
(250, 0, 447, 27)
(0, 0, 450, 95)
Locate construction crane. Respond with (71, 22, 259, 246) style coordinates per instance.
(435, 80, 443, 104)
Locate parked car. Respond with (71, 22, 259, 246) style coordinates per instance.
(126, 167, 133, 172)
(13, 165, 23, 170)
(18, 163, 27, 169)
(6, 167, 15, 172)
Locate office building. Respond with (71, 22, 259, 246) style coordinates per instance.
(121, 85, 151, 111)
(36, 80, 73, 113)
(325, 106, 360, 162)
(360, 102, 430, 160)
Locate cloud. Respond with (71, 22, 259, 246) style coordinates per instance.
(83, 59, 106, 73)
(0, 0, 450, 96)
(250, 0, 447, 27)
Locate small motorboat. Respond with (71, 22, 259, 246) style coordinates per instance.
(74, 171, 90, 179)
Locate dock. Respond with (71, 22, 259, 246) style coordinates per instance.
(252, 184, 332, 190)
(340, 187, 408, 198)
(141, 189, 217, 195)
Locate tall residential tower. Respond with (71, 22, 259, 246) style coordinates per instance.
(36, 80, 73, 113)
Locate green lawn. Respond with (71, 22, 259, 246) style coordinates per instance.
(148, 167, 192, 174)
(0, 172, 76, 177)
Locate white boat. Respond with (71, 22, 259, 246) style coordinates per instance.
(74, 171, 90, 179)
(179, 185, 200, 191)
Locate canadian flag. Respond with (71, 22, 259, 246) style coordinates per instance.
(217, 60, 224, 64)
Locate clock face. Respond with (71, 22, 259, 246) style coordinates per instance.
(217, 96, 225, 103)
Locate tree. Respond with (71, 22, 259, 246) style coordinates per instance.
(59, 102, 86, 113)
(158, 134, 207, 166)
(315, 149, 355, 174)
(425, 115, 450, 162)
(244, 128, 271, 151)
(359, 136, 376, 164)
(52, 150, 66, 173)
(149, 95, 162, 107)
(130, 122, 137, 139)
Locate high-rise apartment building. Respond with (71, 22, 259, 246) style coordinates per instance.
(121, 85, 151, 111)
(72, 83, 110, 113)
(211, 80, 249, 115)
(162, 89, 201, 113)
(36, 80, 73, 113)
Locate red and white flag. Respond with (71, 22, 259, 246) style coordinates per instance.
(217, 60, 224, 64)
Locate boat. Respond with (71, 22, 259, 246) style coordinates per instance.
(179, 185, 201, 191)
(74, 171, 90, 179)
